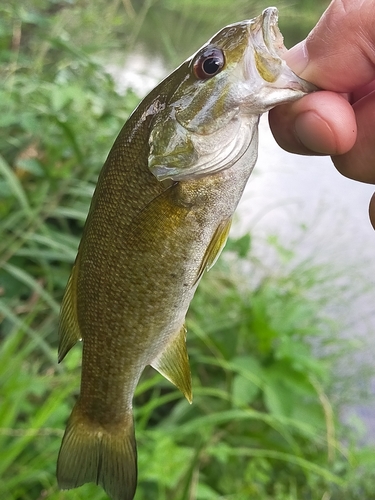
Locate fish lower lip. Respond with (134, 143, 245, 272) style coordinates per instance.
(246, 7, 286, 84)
(261, 7, 281, 55)
(252, 7, 318, 94)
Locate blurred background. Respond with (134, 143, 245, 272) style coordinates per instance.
(1, 0, 375, 499)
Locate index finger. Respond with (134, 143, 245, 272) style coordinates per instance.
(288, 0, 375, 91)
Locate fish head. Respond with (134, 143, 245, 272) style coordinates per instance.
(149, 7, 317, 181)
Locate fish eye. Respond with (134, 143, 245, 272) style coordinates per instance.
(193, 47, 225, 80)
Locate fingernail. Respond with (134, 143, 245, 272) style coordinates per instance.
(294, 111, 336, 154)
(284, 41, 309, 76)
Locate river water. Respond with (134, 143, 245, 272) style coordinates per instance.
(107, 51, 375, 441)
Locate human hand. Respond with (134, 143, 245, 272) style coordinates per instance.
(268, 0, 375, 229)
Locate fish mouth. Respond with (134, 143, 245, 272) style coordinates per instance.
(248, 7, 317, 94)
(260, 7, 286, 60)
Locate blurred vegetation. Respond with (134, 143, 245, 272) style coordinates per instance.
(2, 0, 375, 499)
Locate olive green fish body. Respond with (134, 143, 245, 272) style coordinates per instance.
(57, 8, 316, 500)
(76, 111, 257, 415)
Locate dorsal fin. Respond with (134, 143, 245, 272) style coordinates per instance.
(151, 325, 192, 403)
(58, 261, 82, 363)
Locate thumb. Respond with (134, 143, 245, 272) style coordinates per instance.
(285, 0, 375, 92)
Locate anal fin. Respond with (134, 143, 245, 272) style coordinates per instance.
(151, 325, 192, 403)
(58, 261, 82, 363)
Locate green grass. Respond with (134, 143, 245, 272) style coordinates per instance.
(1, 1, 375, 499)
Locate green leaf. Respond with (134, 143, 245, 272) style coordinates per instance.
(232, 373, 260, 406)
(226, 233, 251, 258)
(0, 155, 30, 214)
(15, 158, 44, 176)
(138, 433, 194, 488)
(231, 355, 263, 406)
(196, 483, 219, 500)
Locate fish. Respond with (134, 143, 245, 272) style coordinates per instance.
(56, 7, 316, 500)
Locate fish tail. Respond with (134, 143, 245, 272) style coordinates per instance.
(57, 401, 137, 500)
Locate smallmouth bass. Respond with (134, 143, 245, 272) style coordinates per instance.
(57, 7, 316, 500)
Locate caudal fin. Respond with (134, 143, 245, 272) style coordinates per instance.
(57, 403, 137, 500)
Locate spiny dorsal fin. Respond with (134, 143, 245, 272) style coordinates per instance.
(195, 217, 232, 284)
(58, 262, 82, 363)
(151, 325, 192, 403)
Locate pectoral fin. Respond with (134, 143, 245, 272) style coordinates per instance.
(151, 325, 192, 403)
(58, 261, 82, 363)
(195, 217, 232, 284)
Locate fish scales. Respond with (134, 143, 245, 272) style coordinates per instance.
(57, 7, 316, 500)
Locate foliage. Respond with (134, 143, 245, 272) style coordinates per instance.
(1, 1, 374, 500)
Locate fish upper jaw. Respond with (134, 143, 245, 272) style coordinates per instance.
(241, 7, 317, 112)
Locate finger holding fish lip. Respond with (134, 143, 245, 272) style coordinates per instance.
(269, 85, 375, 182)
(268, 91, 357, 156)
(269, 0, 375, 182)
